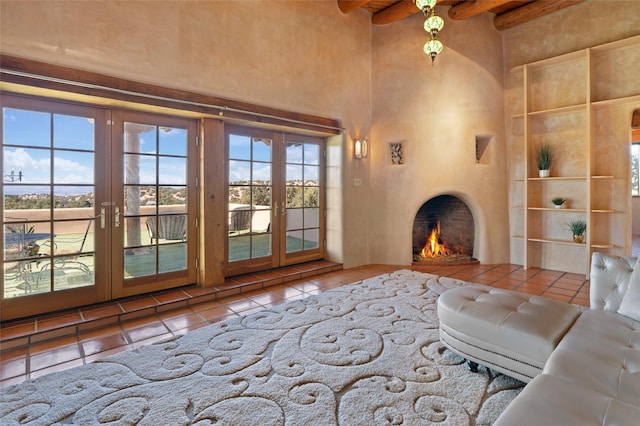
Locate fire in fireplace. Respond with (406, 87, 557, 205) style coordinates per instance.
(412, 195, 477, 265)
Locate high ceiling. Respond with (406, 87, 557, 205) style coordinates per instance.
(337, 0, 585, 30)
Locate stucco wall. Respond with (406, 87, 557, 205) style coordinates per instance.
(369, 12, 509, 265)
(0, 0, 372, 267)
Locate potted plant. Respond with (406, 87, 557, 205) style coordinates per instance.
(535, 143, 553, 177)
(567, 219, 586, 243)
(550, 196, 567, 209)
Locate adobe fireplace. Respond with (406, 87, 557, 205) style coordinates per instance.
(412, 195, 478, 265)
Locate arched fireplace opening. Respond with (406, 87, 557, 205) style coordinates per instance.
(412, 195, 478, 265)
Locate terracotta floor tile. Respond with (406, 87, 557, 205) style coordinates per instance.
(37, 311, 83, 332)
(191, 299, 224, 312)
(0, 320, 36, 341)
(246, 291, 286, 307)
(131, 333, 174, 349)
(159, 311, 207, 332)
(541, 292, 572, 303)
(30, 358, 84, 379)
(81, 332, 130, 357)
(0, 348, 27, 380)
(123, 322, 171, 343)
(85, 346, 132, 364)
(30, 344, 82, 372)
(119, 295, 159, 313)
(152, 289, 190, 305)
(81, 303, 124, 321)
(195, 305, 236, 322)
(30, 335, 79, 354)
(543, 287, 578, 297)
(267, 285, 305, 299)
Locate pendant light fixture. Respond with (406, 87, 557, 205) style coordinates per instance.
(416, 0, 444, 64)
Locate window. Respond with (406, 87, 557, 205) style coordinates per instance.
(633, 143, 640, 196)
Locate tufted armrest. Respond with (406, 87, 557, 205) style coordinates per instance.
(589, 252, 638, 312)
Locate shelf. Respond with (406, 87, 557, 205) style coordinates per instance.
(510, 35, 637, 275)
(528, 207, 586, 212)
(527, 237, 587, 247)
(528, 176, 586, 181)
(527, 49, 585, 69)
(592, 242, 616, 249)
(591, 94, 640, 109)
(527, 103, 586, 117)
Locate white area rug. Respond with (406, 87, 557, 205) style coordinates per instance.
(1, 270, 524, 425)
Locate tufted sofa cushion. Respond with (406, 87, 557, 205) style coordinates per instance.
(590, 252, 637, 312)
(495, 373, 640, 425)
(542, 309, 640, 406)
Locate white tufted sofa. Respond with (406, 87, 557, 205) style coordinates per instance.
(495, 252, 640, 425)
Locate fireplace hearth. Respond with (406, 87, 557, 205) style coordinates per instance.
(412, 195, 478, 266)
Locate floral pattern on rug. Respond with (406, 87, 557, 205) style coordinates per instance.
(1, 270, 524, 425)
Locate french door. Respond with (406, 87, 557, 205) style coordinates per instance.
(110, 111, 198, 298)
(1, 95, 197, 320)
(225, 125, 325, 276)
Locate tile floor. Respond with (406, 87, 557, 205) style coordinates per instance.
(1, 261, 591, 387)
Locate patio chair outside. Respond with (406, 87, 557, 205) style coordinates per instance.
(146, 215, 187, 244)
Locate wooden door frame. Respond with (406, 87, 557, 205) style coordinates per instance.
(110, 110, 199, 298)
(1, 94, 111, 320)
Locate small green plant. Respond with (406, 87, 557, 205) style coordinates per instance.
(536, 143, 553, 170)
(567, 220, 587, 236)
(551, 197, 566, 206)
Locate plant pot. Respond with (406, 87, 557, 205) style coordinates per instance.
(553, 204, 564, 209)
(539, 169, 550, 178)
(572, 235, 584, 243)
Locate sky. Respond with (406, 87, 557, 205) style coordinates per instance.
(3, 108, 321, 197)
(3, 108, 187, 196)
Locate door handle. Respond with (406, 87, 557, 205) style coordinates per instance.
(100, 208, 106, 229)
(114, 207, 121, 228)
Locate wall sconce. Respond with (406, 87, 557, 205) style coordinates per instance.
(354, 138, 368, 159)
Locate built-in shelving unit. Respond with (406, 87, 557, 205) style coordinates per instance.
(508, 35, 640, 276)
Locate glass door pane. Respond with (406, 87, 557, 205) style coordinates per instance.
(112, 111, 196, 298)
(2, 96, 108, 320)
(285, 141, 322, 256)
(228, 133, 273, 262)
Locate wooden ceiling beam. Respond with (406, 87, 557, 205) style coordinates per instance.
(372, 0, 419, 25)
(494, 0, 585, 30)
(448, 0, 514, 20)
(337, 0, 372, 14)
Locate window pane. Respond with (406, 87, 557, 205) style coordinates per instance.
(159, 243, 186, 273)
(159, 157, 186, 185)
(252, 162, 271, 185)
(124, 123, 157, 154)
(253, 138, 271, 162)
(229, 135, 251, 160)
(54, 150, 94, 184)
(125, 154, 156, 185)
(229, 160, 251, 184)
(287, 164, 303, 183)
(3, 108, 50, 148)
(4, 147, 51, 184)
(54, 114, 94, 151)
(303, 229, 319, 250)
(286, 230, 303, 253)
(158, 127, 187, 156)
(286, 143, 303, 164)
(304, 144, 319, 165)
